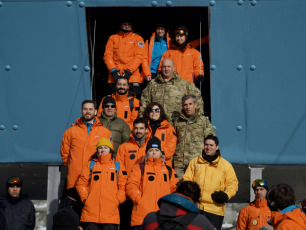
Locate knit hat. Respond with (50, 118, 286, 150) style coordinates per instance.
(52, 206, 79, 230)
(96, 138, 114, 153)
(146, 137, 162, 152)
(102, 96, 116, 108)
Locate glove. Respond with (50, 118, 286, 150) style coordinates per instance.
(211, 191, 229, 204)
(123, 69, 132, 80)
(197, 74, 205, 83)
(111, 69, 121, 82)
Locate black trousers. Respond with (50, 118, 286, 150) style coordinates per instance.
(85, 223, 118, 230)
(203, 211, 224, 230)
(119, 200, 133, 230)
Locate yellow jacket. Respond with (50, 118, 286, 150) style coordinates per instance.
(183, 152, 238, 216)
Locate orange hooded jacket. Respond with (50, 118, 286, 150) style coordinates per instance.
(76, 153, 127, 224)
(104, 30, 145, 83)
(148, 120, 177, 166)
(126, 157, 179, 226)
(97, 91, 140, 130)
(60, 117, 112, 189)
(159, 44, 204, 83)
(236, 198, 271, 230)
(270, 208, 306, 230)
(115, 134, 151, 176)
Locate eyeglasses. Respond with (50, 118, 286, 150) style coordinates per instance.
(252, 179, 267, 189)
(175, 30, 187, 36)
(149, 109, 160, 113)
(104, 105, 116, 108)
(8, 177, 22, 187)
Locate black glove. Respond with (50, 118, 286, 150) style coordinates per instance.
(197, 74, 205, 83)
(123, 69, 132, 80)
(111, 69, 121, 82)
(211, 191, 229, 204)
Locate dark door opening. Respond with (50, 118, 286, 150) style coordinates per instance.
(85, 7, 211, 117)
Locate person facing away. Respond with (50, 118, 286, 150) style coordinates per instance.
(140, 58, 204, 124)
(0, 177, 35, 230)
(173, 94, 215, 179)
(267, 183, 306, 230)
(183, 135, 238, 230)
(142, 102, 177, 166)
(236, 179, 271, 230)
(141, 181, 216, 230)
(76, 137, 127, 230)
(126, 137, 179, 230)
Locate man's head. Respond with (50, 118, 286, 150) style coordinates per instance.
(116, 77, 129, 95)
(176, 181, 201, 203)
(161, 58, 175, 80)
(133, 118, 148, 139)
(120, 20, 132, 32)
(204, 135, 219, 156)
(267, 184, 296, 211)
(182, 95, 197, 117)
(102, 96, 116, 118)
(174, 25, 189, 47)
(155, 24, 166, 38)
(7, 177, 22, 198)
(252, 179, 268, 200)
(81, 100, 97, 122)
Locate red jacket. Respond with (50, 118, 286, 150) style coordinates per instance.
(76, 153, 127, 224)
(60, 117, 112, 189)
(148, 120, 177, 166)
(160, 44, 204, 83)
(270, 208, 306, 230)
(236, 198, 271, 230)
(126, 157, 179, 226)
(97, 91, 140, 130)
(104, 30, 145, 83)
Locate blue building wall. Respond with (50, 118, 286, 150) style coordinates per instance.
(0, 0, 305, 163)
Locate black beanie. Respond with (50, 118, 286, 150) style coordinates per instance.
(146, 137, 162, 152)
(102, 96, 116, 107)
(52, 206, 79, 230)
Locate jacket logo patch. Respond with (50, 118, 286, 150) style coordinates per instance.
(128, 150, 137, 153)
(138, 41, 144, 47)
(95, 136, 100, 138)
(93, 175, 99, 181)
(252, 220, 258, 226)
(130, 154, 136, 160)
(148, 176, 155, 181)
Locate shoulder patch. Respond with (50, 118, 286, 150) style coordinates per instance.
(138, 41, 144, 48)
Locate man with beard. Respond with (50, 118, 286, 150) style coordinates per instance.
(97, 77, 140, 130)
(104, 20, 145, 98)
(183, 135, 238, 230)
(159, 25, 204, 84)
(61, 100, 113, 216)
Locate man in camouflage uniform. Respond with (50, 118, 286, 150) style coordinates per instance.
(140, 58, 204, 124)
(174, 95, 215, 179)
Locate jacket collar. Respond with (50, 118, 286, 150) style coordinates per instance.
(156, 71, 179, 83)
(198, 150, 221, 166)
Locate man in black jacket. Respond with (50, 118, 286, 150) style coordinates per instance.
(0, 177, 36, 230)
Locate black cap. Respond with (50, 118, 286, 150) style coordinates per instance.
(102, 96, 116, 107)
(146, 137, 162, 152)
(52, 206, 79, 230)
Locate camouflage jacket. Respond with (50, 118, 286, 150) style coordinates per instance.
(140, 72, 204, 124)
(173, 110, 215, 169)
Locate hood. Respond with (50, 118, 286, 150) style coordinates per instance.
(271, 207, 306, 228)
(158, 194, 200, 217)
(156, 71, 180, 83)
(179, 109, 200, 122)
(74, 117, 101, 128)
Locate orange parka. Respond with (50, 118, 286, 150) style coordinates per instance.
(60, 117, 113, 189)
(141, 32, 171, 77)
(104, 30, 145, 83)
(76, 153, 127, 224)
(115, 134, 151, 176)
(160, 44, 204, 83)
(270, 208, 306, 230)
(126, 157, 179, 226)
(148, 120, 177, 166)
(236, 198, 271, 230)
(97, 91, 140, 130)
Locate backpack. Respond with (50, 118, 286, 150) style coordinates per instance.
(156, 212, 198, 230)
(89, 160, 120, 182)
(139, 162, 172, 180)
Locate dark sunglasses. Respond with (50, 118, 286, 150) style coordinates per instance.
(104, 105, 116, 108)
(149, 108, 160, 113)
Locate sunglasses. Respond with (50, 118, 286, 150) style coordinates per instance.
(175, 30, 187, 36)
(252, 179, 267, 189)
(8, 177, 21, 187)
(149, 109, 160, 113)
(104, 105, 116, 108)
